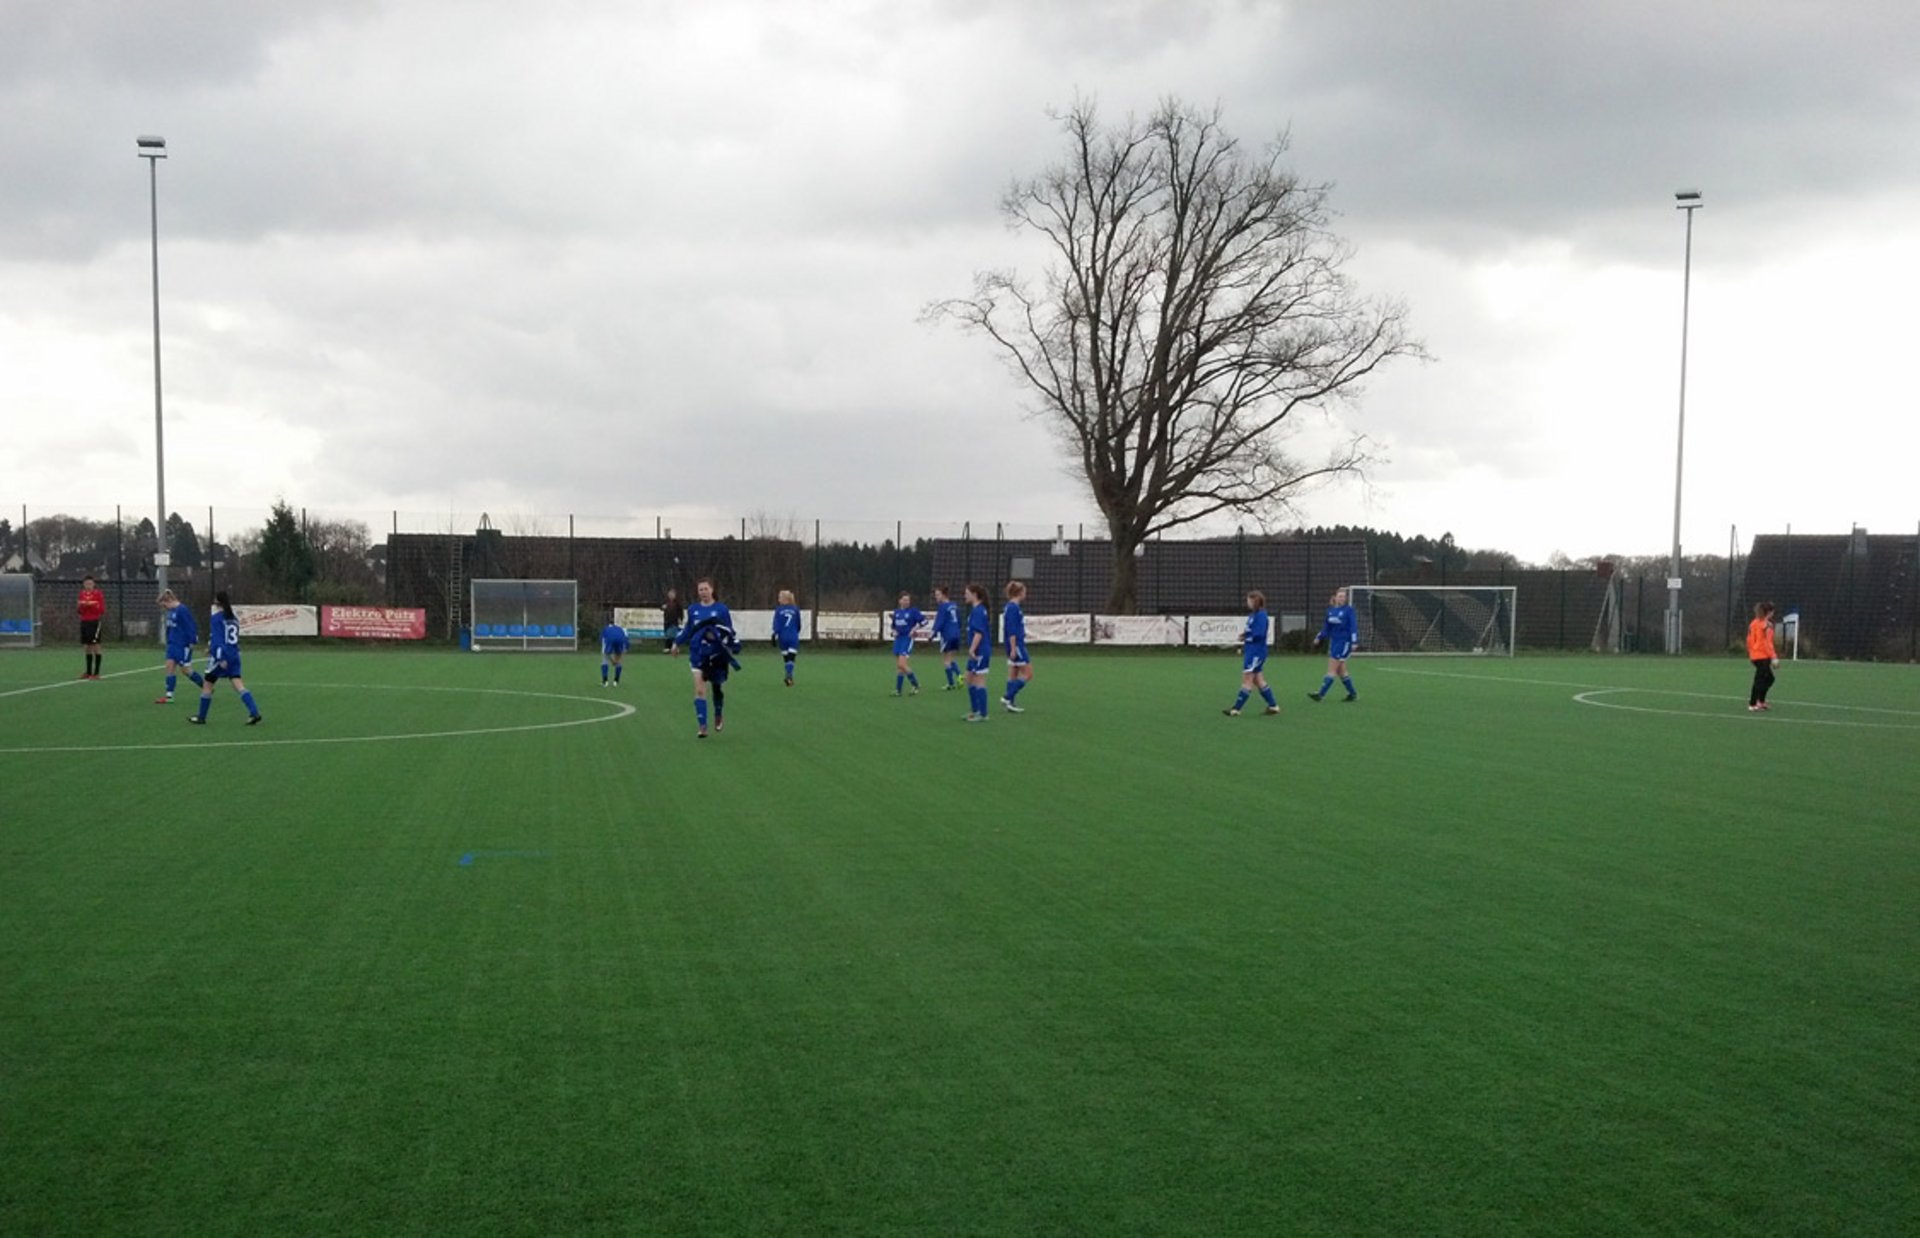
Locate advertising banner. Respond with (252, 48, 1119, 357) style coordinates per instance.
(878, 613, 938, 643)
(816, 611, 881, 640)
(613, 606, 666, 638)
(1092, 615, 1186, 646)
(1188, 615, 1268, 647)
(1021, 613, 1092, 644)
(234, 603, 319, 637)
(322, 606, 427, 640)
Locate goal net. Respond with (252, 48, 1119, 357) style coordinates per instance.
(0, 573, 35, 648)
(1347, 585, 1517, 656)
(470, 579, 578, 652)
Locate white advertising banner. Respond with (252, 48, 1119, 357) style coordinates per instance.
(1021, 613, 1092, 644)
(613, 606, 665, 637)
(878, 613, 938, 643)
(1092, 614, 1186, 646)
(1188, 615, 1268, 647)
(816, 611, 881, 640)
(233, 603, 318, 637)
(726, 609, 811, 641)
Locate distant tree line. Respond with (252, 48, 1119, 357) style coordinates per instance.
(2, 501, 383, 605)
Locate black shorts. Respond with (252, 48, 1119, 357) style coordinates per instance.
(79, 619, 102, 645)
(698, 653, 731, 684)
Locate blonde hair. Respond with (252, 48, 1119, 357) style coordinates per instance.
(778, 589, 795, 605)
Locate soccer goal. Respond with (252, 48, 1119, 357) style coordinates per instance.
(0, 573, 36, 648)
(470, 579, 579, 652)
(1347, 585, 1517, 656)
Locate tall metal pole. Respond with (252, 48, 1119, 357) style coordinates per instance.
(1667, 189, 1702, 654)
(139, 136, 170, 602)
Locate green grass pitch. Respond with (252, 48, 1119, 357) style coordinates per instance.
(3, 645, 1915, 1235)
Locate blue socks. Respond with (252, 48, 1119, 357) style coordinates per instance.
(240, 691, 259, 719)
(195, 696, 211, 721)
(1005, 678, 1026, 702)
(896, 674, 904, 694)
(1233, 689, 1250, 711)
(601, 662, 609, 683)
(1319, 675, 1336, 696)
(165, 674, 177, 696)
(1341, 677, 1356, 698)
(945, 663, 957, 687)
(613, 664, 622, 683)
(695, 699, 708, 727)
(785, 656, 795, 682)
(969, 685, 988, 715)
(1260, 686, 1276, 707)
(189, 671, 204, 687)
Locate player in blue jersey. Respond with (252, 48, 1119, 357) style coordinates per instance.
(1224, 590, 1281, 716)
(671, 578, 741, 738)
(772, 590, 802, 686)
(1000, 580, 1033, 713)
(1309, 587, 1359, 702)
(931, 587, 962, 690)
(189, 591, 261, 725)
(961, 583, 992, 722)
(599, 615, 630, 687)
(154, 589, 205, 704)
(889, 592, 925, 696)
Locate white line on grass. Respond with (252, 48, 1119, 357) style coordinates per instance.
(1571, 688, 1920, 729)
(0, 682, 635, 754)
(1370, 663, 1920, 727)
(0, 665, 156, 699)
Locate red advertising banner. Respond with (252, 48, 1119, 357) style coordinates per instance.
(322, 606, 427, 640)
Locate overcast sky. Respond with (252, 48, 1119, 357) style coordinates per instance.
(4, 0, 1917, 563)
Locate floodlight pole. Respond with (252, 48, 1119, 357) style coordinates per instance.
(138, 135, 170, 601)
(1666, 189, 1702, 655)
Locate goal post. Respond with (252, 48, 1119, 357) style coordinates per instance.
(1347, 585, 1517, 656)
(470, 579, 579, 652)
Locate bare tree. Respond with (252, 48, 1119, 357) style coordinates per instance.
(929, 98, 1425, 610)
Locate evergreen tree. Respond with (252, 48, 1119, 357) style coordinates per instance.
(257, 501, 316, 600)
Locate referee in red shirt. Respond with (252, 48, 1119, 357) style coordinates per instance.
(77, 576, 106, 679)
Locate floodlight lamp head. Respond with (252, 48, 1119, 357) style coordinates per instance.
(136, 135, 167, 158)
(1674, 189, 1702, 207)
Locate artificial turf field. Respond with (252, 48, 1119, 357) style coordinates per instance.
(2, 645, 1915, 1236)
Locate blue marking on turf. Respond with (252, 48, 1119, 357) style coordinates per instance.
(457, 849, 550, 866)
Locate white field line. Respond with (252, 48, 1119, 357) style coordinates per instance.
(0, 682, 634, 754)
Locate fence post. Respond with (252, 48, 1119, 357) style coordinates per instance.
(812, 519, 821, 640)
(1559, 569, 1569, 650)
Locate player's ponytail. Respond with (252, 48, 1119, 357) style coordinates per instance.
(215, 589, 235, 620)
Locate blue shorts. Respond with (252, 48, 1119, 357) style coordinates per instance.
(1328, 639, 1355, 661)
(892, 640, 915, 657)
(967, 653, 991, 675)
(166, 645, 194, 666)
(779, 644, 798, 657)
(1006, 640, 1029, 667)
(940, 637, 961, 654)
(603, 642, 628, 657)
(206, 652, 242, 680)
(1242, 649, 1268, 674)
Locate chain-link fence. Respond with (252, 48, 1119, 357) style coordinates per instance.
(6, 505, 1916, 658)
